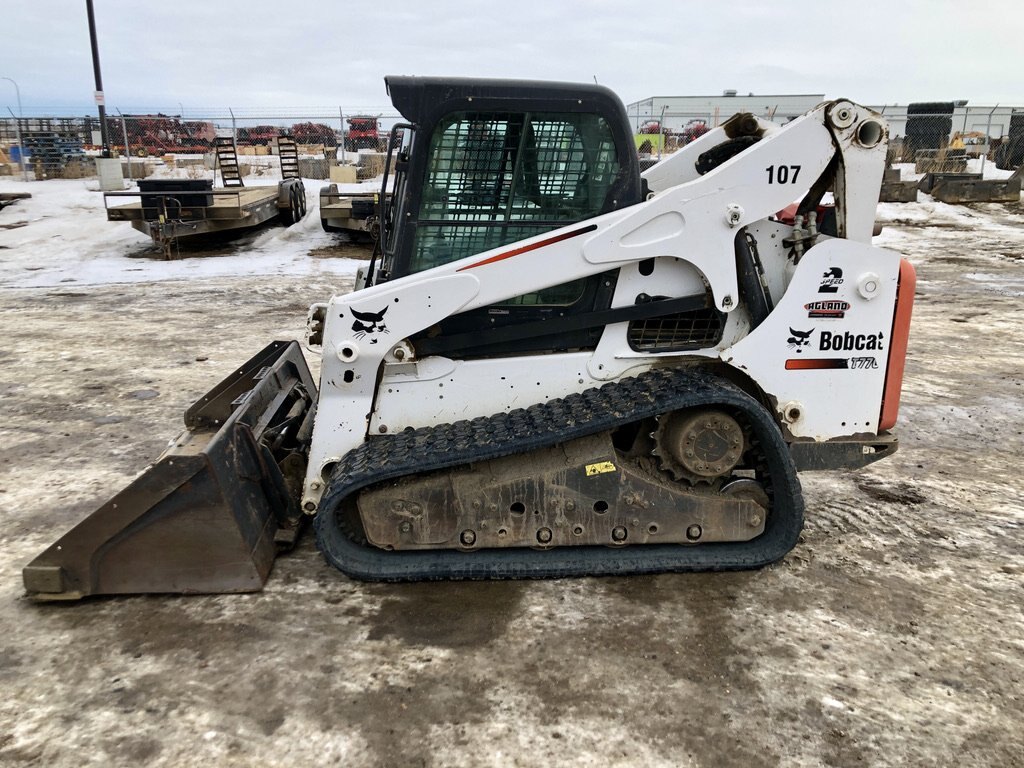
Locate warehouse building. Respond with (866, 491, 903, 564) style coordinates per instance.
(626, 90, 826, 132)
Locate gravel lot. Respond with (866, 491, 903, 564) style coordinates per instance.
(0, 187, 1022, 767)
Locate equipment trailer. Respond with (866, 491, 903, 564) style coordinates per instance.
(103, 135, 307, 258)
(319, 186, 384, 241)
(25, 77, 915, 599)
(0, 192, 31, 213)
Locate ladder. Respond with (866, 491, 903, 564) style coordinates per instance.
(214, 136, 244, 187)
(277, 135, 300, 180)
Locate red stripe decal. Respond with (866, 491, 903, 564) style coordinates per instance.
(785, 358, 849, 370)
(456, 224, 598, 272)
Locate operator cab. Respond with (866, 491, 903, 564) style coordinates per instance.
(372, 76, 644, 358)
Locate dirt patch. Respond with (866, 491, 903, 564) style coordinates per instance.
(854, 477, 927, 505)
(364, 581, 526, 648)
(308, 243, 373, 260)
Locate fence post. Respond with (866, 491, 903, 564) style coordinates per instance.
(119, 110, 132, 181)
(229, 107, 237, 152)
(6, 107, 28, 181)
(339, 107, 346, 164)
(981, 104, 998, 175)
(657, 105, 667, 161)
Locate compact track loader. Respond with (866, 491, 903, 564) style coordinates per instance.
(24, 77, 914, 599)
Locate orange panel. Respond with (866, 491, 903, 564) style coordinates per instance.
(879, 259, 916, 430)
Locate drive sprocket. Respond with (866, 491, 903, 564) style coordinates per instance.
(652, 408, 746, 485)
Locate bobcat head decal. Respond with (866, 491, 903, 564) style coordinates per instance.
(350, 306, 389, 343)
(787, 327, 814, 353)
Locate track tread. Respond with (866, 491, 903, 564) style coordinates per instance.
(315, 368, 803, 581)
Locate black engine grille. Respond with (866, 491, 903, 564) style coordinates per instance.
(627, 307, 725, 352)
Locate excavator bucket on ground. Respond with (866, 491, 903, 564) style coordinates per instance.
(23, 341, 317, 601)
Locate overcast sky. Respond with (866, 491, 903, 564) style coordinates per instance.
(2, 0, 1023, 115)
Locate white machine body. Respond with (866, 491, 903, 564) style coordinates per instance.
(301, 100, 905, 513)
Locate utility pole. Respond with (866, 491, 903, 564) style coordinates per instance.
(86, 0, 110, 157)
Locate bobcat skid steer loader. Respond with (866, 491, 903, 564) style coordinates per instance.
(24, 77, 914, 599)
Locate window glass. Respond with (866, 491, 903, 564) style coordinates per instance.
(411, 111, 620, 305)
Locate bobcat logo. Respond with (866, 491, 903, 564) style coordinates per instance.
(787, 327, 814, 353)
(350, 306, 389, 343)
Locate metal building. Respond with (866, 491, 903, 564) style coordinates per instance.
(626, 91, 826, 133)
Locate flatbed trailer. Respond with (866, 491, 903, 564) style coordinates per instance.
(105, 180, 306, 258)
(103, 135, 307, 258)
(319, 185, 384, 241)
(0, 192, 32, 212)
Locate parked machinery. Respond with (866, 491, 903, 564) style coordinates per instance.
(291, 122, 338, 146)
(108, 114, 215, 156)
(25, 78, 914, 598)
(345, 116, 384, 151)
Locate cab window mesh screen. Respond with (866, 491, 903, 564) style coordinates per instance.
(411, 111, 620, 299)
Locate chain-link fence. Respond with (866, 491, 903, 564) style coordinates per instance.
(628, 95, 826, 156)
(626, 100, 1024, 171)
(3, 101, 1024, 181)
(0, 108, 402, 181)
(874, 104, 1024, 172)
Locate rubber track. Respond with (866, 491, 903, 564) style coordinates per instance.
(315, 368, 804, 581)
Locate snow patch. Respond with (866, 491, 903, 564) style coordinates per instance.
(0, 176, 363, 289)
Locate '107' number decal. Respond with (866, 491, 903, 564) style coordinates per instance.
(766, 165, 801, 184)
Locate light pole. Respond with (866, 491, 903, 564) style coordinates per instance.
(85, 0, 110, 157)
(1, 76, 28, 182)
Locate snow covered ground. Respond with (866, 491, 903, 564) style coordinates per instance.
(0, 172, 375, 289)
(0, 170, 1022, 768)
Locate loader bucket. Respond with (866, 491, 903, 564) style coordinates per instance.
(23, 340, 318, 601)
